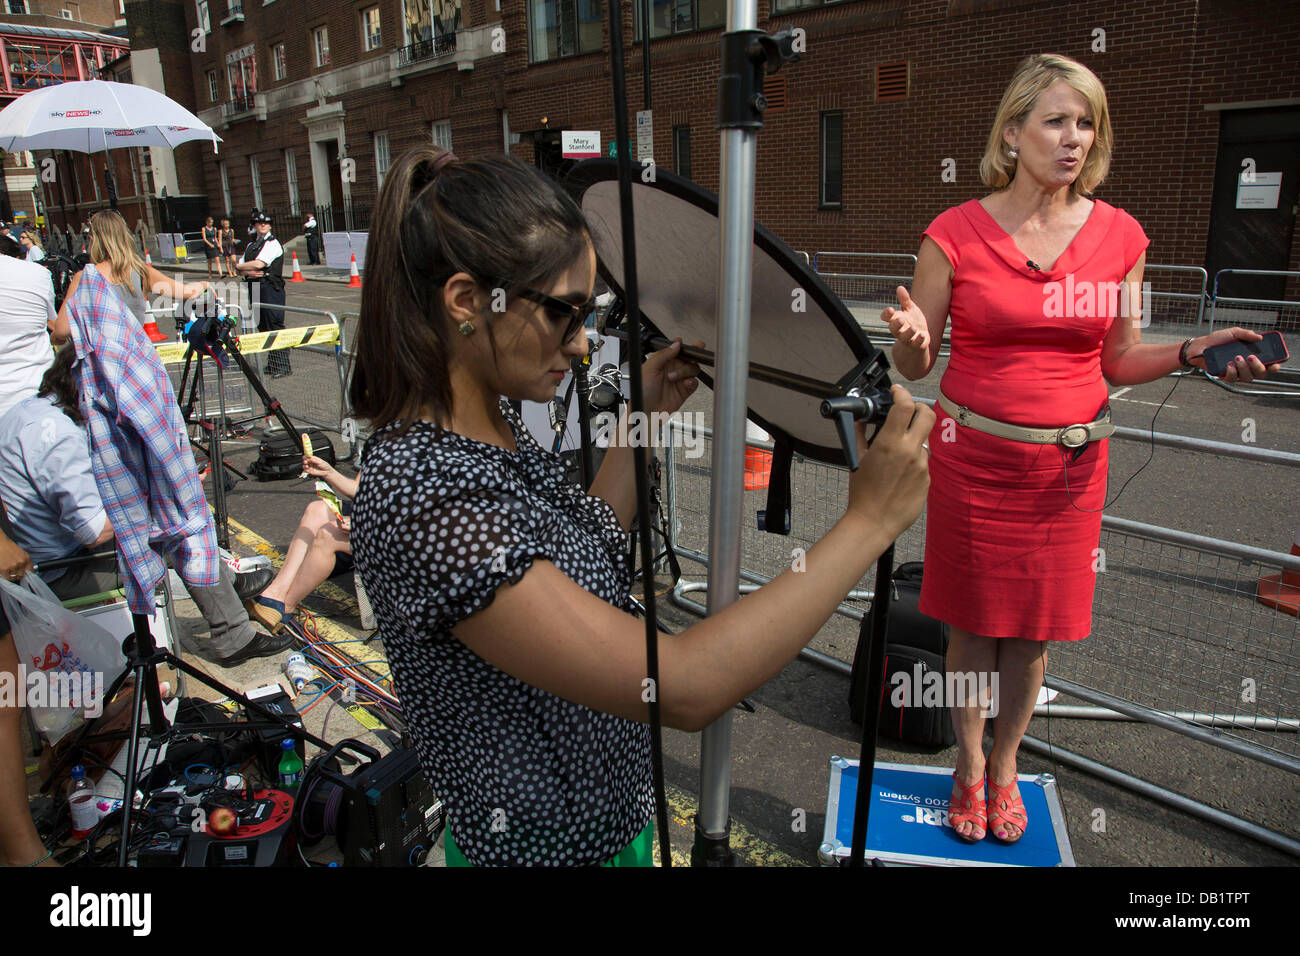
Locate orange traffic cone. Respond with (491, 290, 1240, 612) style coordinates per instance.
(144, 248, 152, 266)
(1257, 526, 1300, 616)
(347, 252, 362, 288)
(290, 252, 305, 282)
(141, 316, 168, 343)
(744, 420, 773, 491)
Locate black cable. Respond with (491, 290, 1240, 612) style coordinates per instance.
(1062, 374, 1181, 514)
(608, 0, 672, 868)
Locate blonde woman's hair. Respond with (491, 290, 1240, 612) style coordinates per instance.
(20, 229, 41, 249)
(88, 209, 148, 288)
(979, 53, 1113, 196)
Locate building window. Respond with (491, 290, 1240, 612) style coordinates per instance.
(249, 155, 262, 209)
(634, 0, 725, 39)
(771, 0, 831, 11)
(362, 7, 382, 52)
(285, 148, 300, 213)
(220, 161, 232, 216)
(61, 9, 75, 19)
(273, 43, 287, 80)
(196, 0, 211, 33)
(819, 110, 842, 209)
(8, 1, 29, 14)
(432, 120, 452, 152)
(226, 48, 256, 108)
(313, 26, 330, 67)
(528, 0, 603, 63)
(207, 70, 219, 102)
(673, 125, 691, 180)
(374, 131, 391, 189)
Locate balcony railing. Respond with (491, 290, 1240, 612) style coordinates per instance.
(221, 91, 262, 120)
(220, 1, 244, 25)
(397, 33, 457, 67)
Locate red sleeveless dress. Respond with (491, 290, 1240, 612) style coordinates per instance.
(917, 199, 1149, 641)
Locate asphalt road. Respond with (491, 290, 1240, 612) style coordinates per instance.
(186, 272, 1298, 867)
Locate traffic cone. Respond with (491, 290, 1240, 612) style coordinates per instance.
(1257, 526, 1300, 616)
(144, 248, 152, 266)
(744, 420, 773, 491)
(290, 251, 305, 282)
(347, 252, 362, 288)
(141, 316, 168, 343)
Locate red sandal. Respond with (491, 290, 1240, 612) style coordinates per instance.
(987, 777, 1028, 843)
(948, 772, 986, 843)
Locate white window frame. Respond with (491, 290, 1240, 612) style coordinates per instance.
(197, 0, 211, 34)
(207, 70, 219, 102)
(285, 148, 300, 213)
(432, 120, 452, 152)
(362, 7, 382, 52)
(373, 131, 390, 189)
(273, 43, 286, 81)
(249, 155, 262, 210)
(313, 26, 330, 67)
(220, 161, 232, 216)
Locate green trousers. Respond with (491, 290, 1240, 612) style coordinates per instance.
(443, 820, 655, 868)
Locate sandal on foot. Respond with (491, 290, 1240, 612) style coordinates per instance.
(987, 777, 1028, 843)
(247, 595, 288, 634)
(948, 772, 986, 843)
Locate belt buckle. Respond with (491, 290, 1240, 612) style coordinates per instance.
(956, 405, 972, 427)
(1058, 424, 1090, 449)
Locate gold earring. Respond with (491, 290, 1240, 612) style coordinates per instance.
(458, 320, 476, 336)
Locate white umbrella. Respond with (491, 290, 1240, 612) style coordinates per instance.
(0, 79, 221, 154)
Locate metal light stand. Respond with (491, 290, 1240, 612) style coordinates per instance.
(693, 2, 798, 867)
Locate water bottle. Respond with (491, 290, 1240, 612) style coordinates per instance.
(67, 766, 99, 839)
(284, 654, 314, 693)
(277, 738, 304, 793)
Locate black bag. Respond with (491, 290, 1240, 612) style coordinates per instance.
(248, 427, 335, 481)
(848, 562, 956, 749)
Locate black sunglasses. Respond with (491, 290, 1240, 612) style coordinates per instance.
(518, 288, 595, 343)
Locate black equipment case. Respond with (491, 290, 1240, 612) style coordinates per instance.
(848, 562, 956, 749)
(248, 427, 335, 481)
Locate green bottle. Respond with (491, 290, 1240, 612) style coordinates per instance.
(277, 738, 303, 793)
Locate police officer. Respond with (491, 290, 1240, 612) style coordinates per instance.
(236, 211, 291, 377)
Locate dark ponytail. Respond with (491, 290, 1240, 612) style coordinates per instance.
(349, 146, 590, 434)
(38, 343, 83, 426)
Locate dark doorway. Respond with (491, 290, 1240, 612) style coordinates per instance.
(322, 138, 346, 229)
(528, 129, 576, 181)
(1204, 107, 1300, 301)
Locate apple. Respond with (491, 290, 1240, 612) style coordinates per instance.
(208, 806, 239, 836)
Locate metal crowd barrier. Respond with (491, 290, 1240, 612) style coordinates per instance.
(243, 300, 353, 456)
(661, 419, 1300, 855)
(1144, 264, 1208, 331)
(1203, 269, 1300, 396)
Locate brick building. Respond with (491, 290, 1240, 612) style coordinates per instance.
(178, 0, 1299, 299)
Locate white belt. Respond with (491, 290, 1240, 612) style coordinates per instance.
(937, 391, 1115, 450)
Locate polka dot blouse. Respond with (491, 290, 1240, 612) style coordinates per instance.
(351, 400, 655, 866)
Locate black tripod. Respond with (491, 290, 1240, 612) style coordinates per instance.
(175, 296, 307, 549)
(39, 552, 334, 867)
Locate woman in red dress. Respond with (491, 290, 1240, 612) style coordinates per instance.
(885, 53, 1280, 845)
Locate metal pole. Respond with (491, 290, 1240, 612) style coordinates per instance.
(641, 0, 651, 111)
(694, 0, 759, 865)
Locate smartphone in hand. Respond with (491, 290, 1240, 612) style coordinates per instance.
(1201, 331, 1289, 377)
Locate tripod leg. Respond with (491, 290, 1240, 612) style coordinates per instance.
(209, 358, 230, 549)
(849, 544, 895, 868)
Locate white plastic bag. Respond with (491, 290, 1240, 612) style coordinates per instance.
(0, 573, 122, 744)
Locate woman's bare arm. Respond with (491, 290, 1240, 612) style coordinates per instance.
(888, 237, 953, 381)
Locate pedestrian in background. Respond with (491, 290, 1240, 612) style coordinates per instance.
(303, 212, 320, 265)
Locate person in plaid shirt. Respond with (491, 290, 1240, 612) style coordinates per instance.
(51, 264, 291, 665)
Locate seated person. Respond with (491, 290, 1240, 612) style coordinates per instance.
(247, 455, 357, 633)
(0, 346, 290, 667)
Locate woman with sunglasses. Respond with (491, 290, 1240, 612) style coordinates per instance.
(349, 146, 934, 867)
